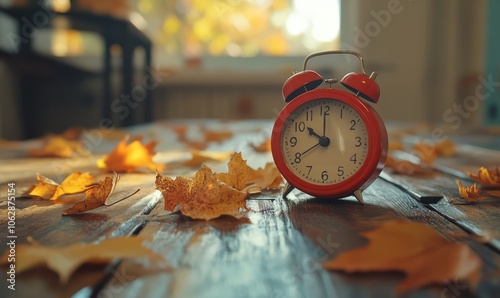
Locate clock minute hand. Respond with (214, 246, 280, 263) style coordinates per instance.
(301, 142, 320, 155)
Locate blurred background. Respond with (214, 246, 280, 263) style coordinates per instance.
(0, 0, 498, 139)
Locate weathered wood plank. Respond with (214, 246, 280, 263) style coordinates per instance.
(97, 179, 499, 298)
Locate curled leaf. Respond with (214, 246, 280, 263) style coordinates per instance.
(467, 167, 500, 188)
(384, 155, 432, 176)
(412, 142, 437, 165)
(63, 172, 120, 215)
(455, 180, 487, 203)
(249, 138, 271, 153)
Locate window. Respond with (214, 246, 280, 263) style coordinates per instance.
(133, 0, 341, 68)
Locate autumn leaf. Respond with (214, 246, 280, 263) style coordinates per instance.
(384, 155, 433, 176)
(97, 136, 164, 173)
(467, 166, 500, 188)
(28, 172, 94, 201)
(249, 138, 271, 153)
(435, 139, 456, 157)
(182, 150, 232, 168)
(244, 163, 283, 193)
(455, 180, 487, 203)
(486, 190, 500, 198)
(0, 236, 166, 284)
(323, 220, 482, 294)
(215, 152, 253, 191)
(156, 166, 247, 220)
(202, 128, 233, 143)
(28, 136, 85, 158)
(412, 141, 437, 165)
(63, 172, 123, 215)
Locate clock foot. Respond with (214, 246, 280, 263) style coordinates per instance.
(353, 189, 364, 205)
(282, 183, 294, 199)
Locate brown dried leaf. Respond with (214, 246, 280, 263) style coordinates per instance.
(28, 172, 95, 201)
(323, 221, 482, 294)
(97, 136, 164, 173)
(384, 155, 432, 176)
(215, 152, 254, 191)
(202, 128, 233, 143)
(63, 173, 119, 215)
(467, 167, 500, 188)
(156, 166, 247, 220)
(0, 236, 166, 284)
(455, 180, 487, 203)
(244, 163, 283, 193)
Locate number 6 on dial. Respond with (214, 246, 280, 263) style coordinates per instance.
(271, 51, 388, 203)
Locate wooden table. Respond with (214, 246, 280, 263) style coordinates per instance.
(0, 119, 499, 298)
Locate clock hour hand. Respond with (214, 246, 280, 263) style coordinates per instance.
(307, 127, 330, 147)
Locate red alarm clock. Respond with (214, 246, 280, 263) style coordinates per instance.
(271, 50, 388, 203)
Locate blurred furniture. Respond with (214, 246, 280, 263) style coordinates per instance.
(0, 5, 153, 138)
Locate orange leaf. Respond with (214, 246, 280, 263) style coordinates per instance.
(249, 138, 271, 153)
(28, 136, 84, 158)
(467, 166, 500, 188)
(28, 172, 94, 200)
(156, 166, 247, 220)
(435, 139, 456, 157)
(384, 155, 432, 176)
(323, 221, 481, 294)
(63, 172, 119, 215)
(182, 150, 232, 168)
(0, 236, 166, 284)
(486, 190, 500, 198)
(202, 128, 233, 143)
(455, 180, 487, 202)
(412, 142, 437, 165)
(97, 136, 164, 173)
(244, 162, 283, 193)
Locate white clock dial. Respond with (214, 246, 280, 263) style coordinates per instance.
(281, 98, 369, 185)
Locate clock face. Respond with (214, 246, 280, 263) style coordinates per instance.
(280, 98, 369, 185)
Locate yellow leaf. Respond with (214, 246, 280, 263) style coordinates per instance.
(182, 150, 232, 168)
(323, 221, 481, 294)
(0, 236, 166, 284)
(97, 136, 164, 173)
(412, 142, 437, 165)
(384, 155, 433, 176)
(467, 166, 500, 188)
(202, 128, 233, 143)
(28, 136, 83, 158)
(28, 172, 94, 200)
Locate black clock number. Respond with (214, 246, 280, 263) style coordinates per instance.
(321, 171, 329, 181)
(306, 110, 313, 121)
(355, 136, 361, 147)
(337, 166, 344, 176)
(350, 120, 356, 130)
(295, 121, 305, 132)
(320, 106, 330, 116)
(306, 166, 312, 175)
(290, 137, 297, 147)
(350, 154, 357, 164)
(294, 152, 302, 164)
